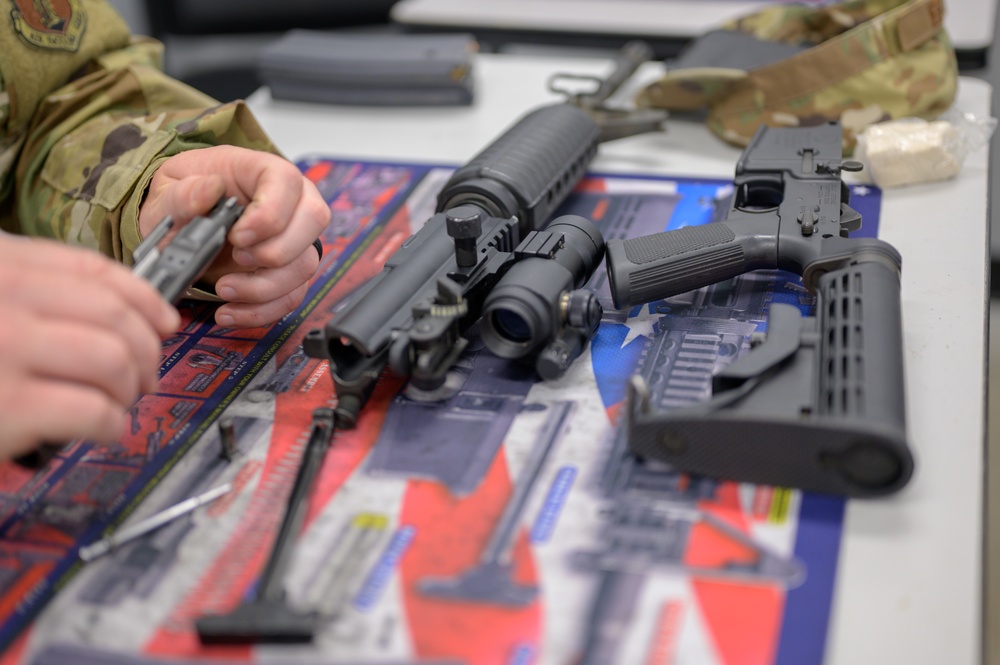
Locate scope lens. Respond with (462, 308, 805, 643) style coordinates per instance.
(490, 308, 533, 344)
(482, 297, 543, 359)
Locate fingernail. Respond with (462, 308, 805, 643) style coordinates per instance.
(217, 312, 235, 328)
(233, 229, 256, 246)
(217, 286, 237, 301)
(234, 250, 255, 266)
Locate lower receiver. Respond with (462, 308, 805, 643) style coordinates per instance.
(610, 122, 913, 497)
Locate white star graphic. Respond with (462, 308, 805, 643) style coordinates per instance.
(621, 304, 660, 348)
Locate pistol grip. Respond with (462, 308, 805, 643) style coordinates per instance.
(605, 219, 778, 309)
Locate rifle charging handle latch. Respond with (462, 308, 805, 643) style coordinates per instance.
(445, 205, 483, 268)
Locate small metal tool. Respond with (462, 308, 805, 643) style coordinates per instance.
(79, 483, 233, 563)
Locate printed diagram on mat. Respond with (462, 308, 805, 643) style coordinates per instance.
(0, 160, 881, 665)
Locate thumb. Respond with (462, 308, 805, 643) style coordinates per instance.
(140, 175, 227, 238)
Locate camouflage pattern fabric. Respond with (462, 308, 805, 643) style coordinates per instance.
(0, 0, 281, 264)
(637, 0, 957, 150)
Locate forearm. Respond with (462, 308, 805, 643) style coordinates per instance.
(11, 41, 281, 264)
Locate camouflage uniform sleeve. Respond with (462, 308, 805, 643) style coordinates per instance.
(722, 0, 916, 44)
(11, 38, 281, 265)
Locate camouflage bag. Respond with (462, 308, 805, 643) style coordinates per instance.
(637, 0, 957, 150)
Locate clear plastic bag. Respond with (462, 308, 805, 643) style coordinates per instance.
(853, 111, 997, 188)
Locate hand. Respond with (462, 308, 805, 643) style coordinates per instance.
(0, 235, 180, 459)
(138, 145, 331, 328)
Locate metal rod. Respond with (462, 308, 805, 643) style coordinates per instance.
(79, 483, 233, 562)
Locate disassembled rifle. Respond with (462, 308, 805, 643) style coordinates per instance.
(190, 44, 664, 644)
(303, 41, 666, 429)
(607, 122, 913, 496)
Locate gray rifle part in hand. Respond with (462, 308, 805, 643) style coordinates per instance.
(133, 196, 244, 304)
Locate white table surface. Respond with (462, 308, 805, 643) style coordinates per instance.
(247, 53, 991, 665)
(390, 0, 997, 54)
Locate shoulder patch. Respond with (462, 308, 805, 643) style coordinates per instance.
(9, 0, 87, 52)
